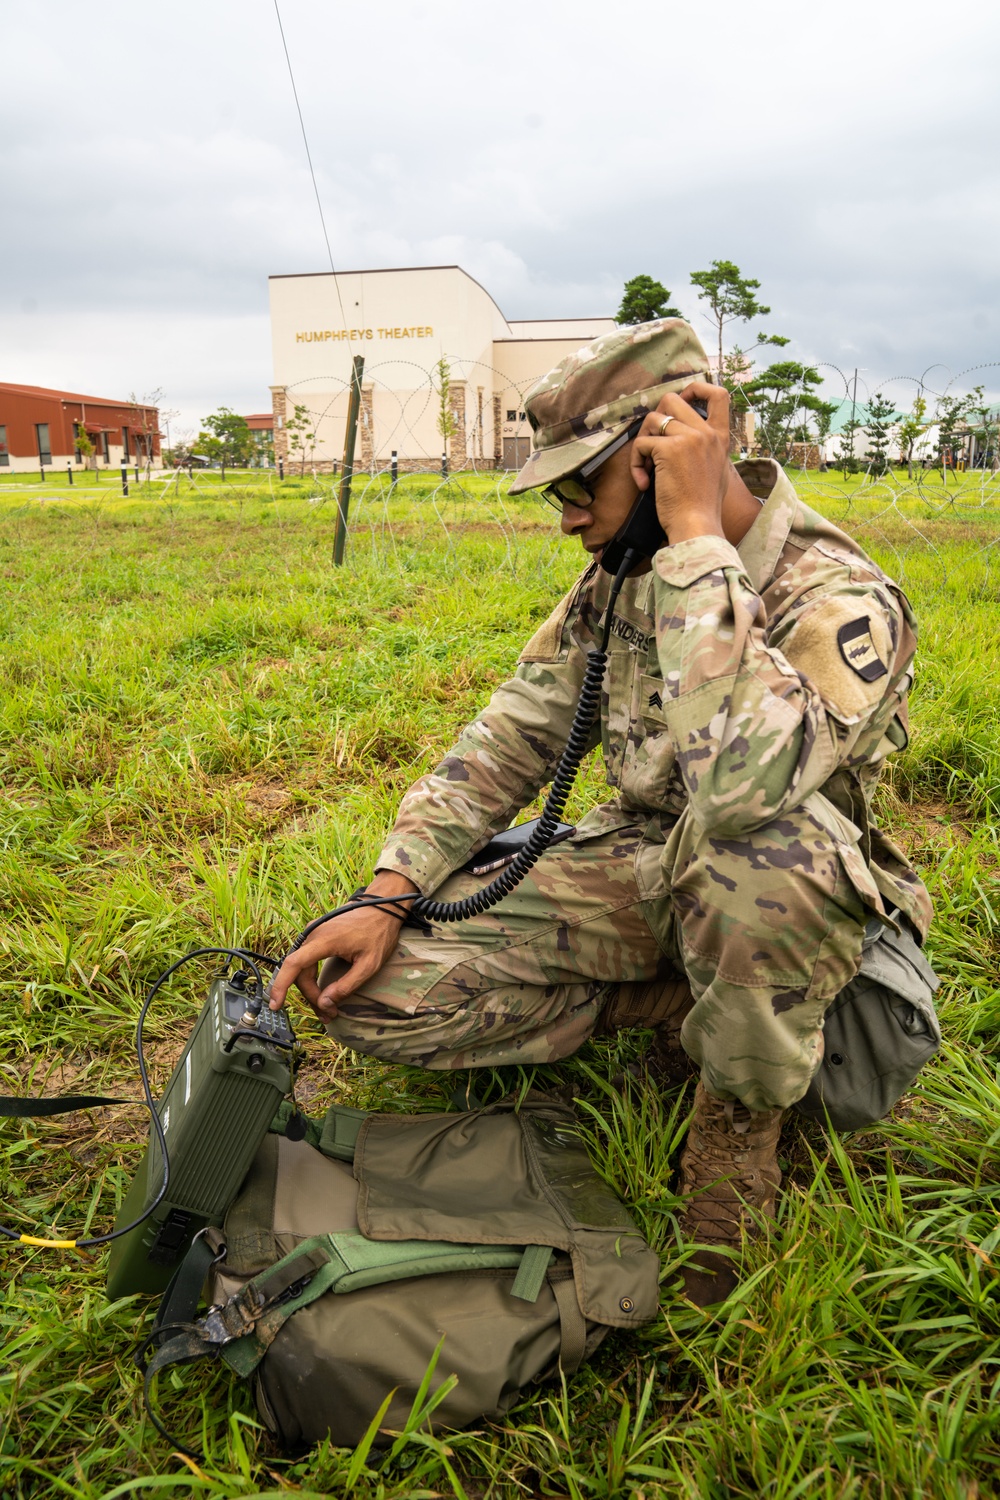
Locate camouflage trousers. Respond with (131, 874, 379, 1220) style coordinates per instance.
(327, 796, 873, 1112)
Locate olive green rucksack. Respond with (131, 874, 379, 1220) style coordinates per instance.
(795, 915, 941, 1132)
(141, 1095, 660, 1453)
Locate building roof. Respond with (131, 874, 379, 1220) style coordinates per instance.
(0, 381, 158, 411)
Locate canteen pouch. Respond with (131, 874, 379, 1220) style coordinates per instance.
(795, 916, 941, 1131)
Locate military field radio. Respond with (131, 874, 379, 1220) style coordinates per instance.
(106, 969, 297, 1298)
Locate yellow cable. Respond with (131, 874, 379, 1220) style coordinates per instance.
(18, 1235, 78, 1249)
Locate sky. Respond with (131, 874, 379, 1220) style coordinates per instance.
(2, 0, 999, 437)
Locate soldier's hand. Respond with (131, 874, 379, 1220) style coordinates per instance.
(268, 871, 418, 1024)
(629, 380, 731, 544)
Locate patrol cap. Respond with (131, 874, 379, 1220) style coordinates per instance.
(508, 317, 711, 495)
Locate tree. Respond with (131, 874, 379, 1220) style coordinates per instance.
(127, 387, 164, 476)
(435, 357, 457, 455)
(837, 414, 863, 477)
(73, 423, 96, 473)
(963, 386, 996, 471)
(689, 259, 786, 377)
(896, 393, 928, 479)
(934, 392, 974, 485)
(743, 361, 833, 464)
(615, 275, 680, 325)
(864, 393, 897, 478)
(194, 407, 253, 480)
(284, 403, 315, 477)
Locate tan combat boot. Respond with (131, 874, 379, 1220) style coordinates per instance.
(593, 974, 697, 1087)
(678, 1082, 784, 1307)
(594, 972, 693, 1036)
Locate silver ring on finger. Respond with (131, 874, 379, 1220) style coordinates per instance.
(657, 415, 674, 436)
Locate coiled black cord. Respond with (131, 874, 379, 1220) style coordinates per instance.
(410, 546, 637, 925)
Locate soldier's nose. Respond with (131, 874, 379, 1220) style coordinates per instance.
(560, 502, 591, 537)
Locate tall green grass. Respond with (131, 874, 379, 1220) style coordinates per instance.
(1, 478, 999, 1497)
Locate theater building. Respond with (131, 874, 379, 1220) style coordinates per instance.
(0, 383, 161, 473)
(268, 265, 615, 472)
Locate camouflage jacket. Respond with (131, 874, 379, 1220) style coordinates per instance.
(377, 460, 931, 938)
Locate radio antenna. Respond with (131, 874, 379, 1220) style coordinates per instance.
(273, 0, 350, 335)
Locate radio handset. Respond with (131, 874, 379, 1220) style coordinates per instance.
(599, 399, 709, 576)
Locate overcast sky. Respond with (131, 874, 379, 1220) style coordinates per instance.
(3, 0, 998, 435)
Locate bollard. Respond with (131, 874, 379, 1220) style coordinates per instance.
(135, 463, 139, 482)
(67, 463, 73, 486)
(40, 464, 45, 482)
(441, 451, 448, 479)
(391, 450, 398, 488)
(120, 465, 129, 497)
(278, 457, 284, 480)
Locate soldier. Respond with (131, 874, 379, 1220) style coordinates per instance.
(270, 319, 931, 1306)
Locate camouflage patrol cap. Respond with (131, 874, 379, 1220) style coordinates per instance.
(508, 318, 711, 495)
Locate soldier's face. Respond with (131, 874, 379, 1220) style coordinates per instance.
(558, 441, 648, 567)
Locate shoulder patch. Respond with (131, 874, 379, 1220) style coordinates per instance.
(837, 617, 888, 683)
(777, 594, 895, 724)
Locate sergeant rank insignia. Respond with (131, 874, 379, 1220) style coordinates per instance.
(837, 616, 888, 682)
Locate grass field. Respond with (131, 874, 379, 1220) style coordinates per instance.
(2, 470, 1000, 1498)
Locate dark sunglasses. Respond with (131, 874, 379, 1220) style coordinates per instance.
(541, 417, 644, 512)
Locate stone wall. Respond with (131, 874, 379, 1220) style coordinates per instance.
(448, 379, 467, 468)
(270, 385, 288, 465)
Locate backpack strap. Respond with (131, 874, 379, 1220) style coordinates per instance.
(551, 1275, 587, 1374)
(0, 1094, 125, 1116)
(510, 1244, 553, 1302)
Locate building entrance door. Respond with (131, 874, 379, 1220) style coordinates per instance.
(502, 436, 530, 469)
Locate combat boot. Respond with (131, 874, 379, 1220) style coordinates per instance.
(593, 972, 693, 1038)
(593, 974, 697, 1086)
(678, 1082, 784, 1307)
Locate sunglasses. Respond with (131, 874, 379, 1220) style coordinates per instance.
(541, 417, 644, 512)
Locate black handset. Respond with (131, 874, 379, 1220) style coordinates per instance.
(599, 398, 709, 575)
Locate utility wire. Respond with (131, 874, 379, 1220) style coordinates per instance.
(273, 0, 349, 336)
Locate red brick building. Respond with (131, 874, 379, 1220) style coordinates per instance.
(243, 412, 275, 466)
(0, 383, 161, 474)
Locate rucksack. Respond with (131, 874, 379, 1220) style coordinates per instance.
(141, 1093, 660, 1453)
(794, 915, 941, 1131)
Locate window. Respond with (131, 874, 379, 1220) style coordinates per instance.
(0, 426, 8, 466)
(122, 426, 130, 461)
(519, 412, 526, 423)
(35, 423, 51, 464)
(101, 432, 110, 462)
(506, 409, 516, 422)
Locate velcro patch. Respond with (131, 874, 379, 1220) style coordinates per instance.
(837, 617, 888, 682)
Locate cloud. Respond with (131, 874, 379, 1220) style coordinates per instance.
(1, 0, 998, 428)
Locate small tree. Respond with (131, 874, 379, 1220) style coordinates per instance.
(934, 392, 974, 484)
(74, 423, 96, 473)
(435, 357, 457, 456)
(864, 393, 897, 478)
(896, 393, 928, 479)
(689, 259, 786, 378)
(837, 415, 863, 477)
(615, 275, 681, 325)
(195, 407, 253, 480)
(963, 386, 996, 471)
(127, 387, 164, 475)
(283, 403, 313, 476)
(743, 361, 831, 464)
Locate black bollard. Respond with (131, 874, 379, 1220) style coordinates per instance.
(278, 457, 284, 480)
(120, 465, 129, 497)
(391, 450, 398, 488)
(441, 451, 448, 479)
(67, 463, 73, 486)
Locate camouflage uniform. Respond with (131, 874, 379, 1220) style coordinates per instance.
(326, 324, 931, 1113)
